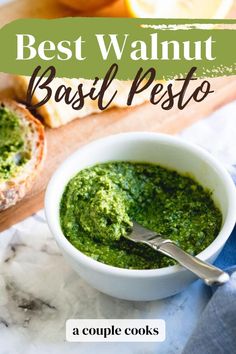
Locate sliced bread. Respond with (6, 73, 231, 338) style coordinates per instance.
(0, 99, 46, 211)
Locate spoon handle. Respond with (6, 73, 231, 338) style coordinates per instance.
(149, 239, 229, 286)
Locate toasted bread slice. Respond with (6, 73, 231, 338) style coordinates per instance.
(0, 99, 46, 211)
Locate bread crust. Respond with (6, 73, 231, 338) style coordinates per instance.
(0, 99, 46, 211)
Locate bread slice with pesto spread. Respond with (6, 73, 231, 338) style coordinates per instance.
(0, 99, 46, 211)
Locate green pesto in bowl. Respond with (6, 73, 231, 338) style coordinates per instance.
(0, 105, 30, 182)
(60, 162, 222, 270)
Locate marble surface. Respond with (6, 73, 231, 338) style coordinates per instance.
(0, 100, 236, 354)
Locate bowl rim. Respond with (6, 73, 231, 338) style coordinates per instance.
(45, 132, 236, 278)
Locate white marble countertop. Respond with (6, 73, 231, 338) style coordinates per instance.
(1, 2, 236, 352)
(0, 99, 236, 354)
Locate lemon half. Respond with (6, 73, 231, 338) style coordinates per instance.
(126, 0, 234, 18)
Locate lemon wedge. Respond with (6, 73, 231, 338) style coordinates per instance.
(126, 0, 233, 18)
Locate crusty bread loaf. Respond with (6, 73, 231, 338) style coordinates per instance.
(15, 75, 156, 128)
(0, 99, 46, 211)
(15, 75, 101, 128)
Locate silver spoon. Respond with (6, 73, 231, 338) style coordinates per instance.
(126, 221, 229, 286)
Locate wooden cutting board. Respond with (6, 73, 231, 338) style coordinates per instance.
(1, 0, 236, 231)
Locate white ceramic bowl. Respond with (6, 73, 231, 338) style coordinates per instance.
(45, 132, 236, 301)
